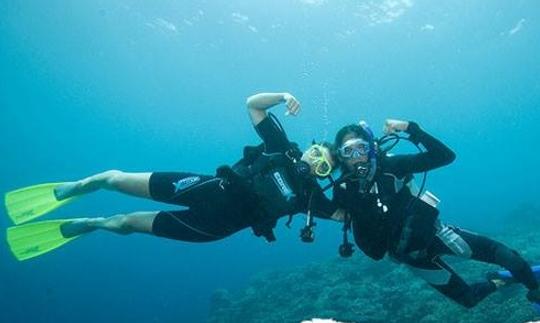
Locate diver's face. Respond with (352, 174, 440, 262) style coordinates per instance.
(301, 145, 334, 178)
(340, 133, 369, 171)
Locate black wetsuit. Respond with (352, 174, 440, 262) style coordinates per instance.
(150, 116, 337, 242)
(334, 122, 538, 308)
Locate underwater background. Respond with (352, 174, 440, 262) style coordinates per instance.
(0, 1, 539, 322)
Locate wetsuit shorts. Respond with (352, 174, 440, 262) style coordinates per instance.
(149, 172, 253, 242)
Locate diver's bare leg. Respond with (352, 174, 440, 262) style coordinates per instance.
(55, 170, 152, 200)
(61, 211, 158, 237)
(94, 211, 157, 234)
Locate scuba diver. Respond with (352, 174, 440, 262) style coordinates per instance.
(332, 119, 540, 308)
(5, 92, 345, 261)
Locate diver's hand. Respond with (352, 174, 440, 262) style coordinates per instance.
(283, 93, 301, 116)
(383, 119, 409, 135)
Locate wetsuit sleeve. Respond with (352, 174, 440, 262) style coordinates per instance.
(254, 116, 291, 154)
(309, 189, 338, 219)
(384, 121, 456, 177)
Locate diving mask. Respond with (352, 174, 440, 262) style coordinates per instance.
(306, 145, 333, 177)
(338, 138, 371, 160)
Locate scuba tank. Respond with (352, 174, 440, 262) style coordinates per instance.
(219, 113, 313, 242)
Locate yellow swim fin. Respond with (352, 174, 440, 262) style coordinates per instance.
(6, 218, 85, 261)
(4, 183, 76, 225)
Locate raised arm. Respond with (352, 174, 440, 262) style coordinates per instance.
(246, 92, 300, 126)
(383, 119, 456, 176)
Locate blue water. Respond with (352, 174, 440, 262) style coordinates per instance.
(1, 1, 539, 322)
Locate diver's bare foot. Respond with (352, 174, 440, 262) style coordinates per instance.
(60, 218, 102, 238)
(54, 182, 80, 200)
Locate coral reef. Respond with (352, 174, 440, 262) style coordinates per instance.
(209, 206, 540, 323)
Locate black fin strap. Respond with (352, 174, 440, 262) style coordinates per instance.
(285, 214, 293, 228)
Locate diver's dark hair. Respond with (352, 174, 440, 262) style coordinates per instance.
(334, 124, 372, 148)
(316, 141, 334, 151)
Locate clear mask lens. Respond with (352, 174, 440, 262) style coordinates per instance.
(339, 139, 370, 159)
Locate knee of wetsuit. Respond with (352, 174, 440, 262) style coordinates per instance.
(494, 244, 539, 290)
(456, 293, 479, 309)
(494, 244, 526, 271)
